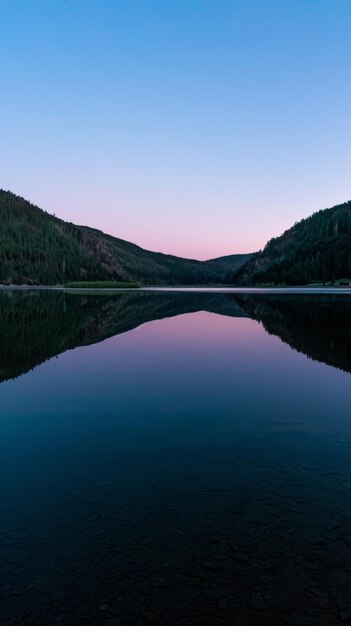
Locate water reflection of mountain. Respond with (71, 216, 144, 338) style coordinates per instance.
(0, 289, 350, 383)
(0, 289, 247, 383)
(235, 293, 351, 375)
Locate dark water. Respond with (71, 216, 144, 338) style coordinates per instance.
(1, 289, 351, 625)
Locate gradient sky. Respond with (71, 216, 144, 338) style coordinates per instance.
(1, 0, 351, 259)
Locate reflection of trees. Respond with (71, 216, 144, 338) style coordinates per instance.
(0, 290, 246, 383)
(235, 294, 351, 374)
(0, 289, 350, 384)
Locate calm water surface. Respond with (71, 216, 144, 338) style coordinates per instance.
(1, 290, 351, 625)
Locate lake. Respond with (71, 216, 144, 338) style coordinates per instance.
(1, 288, 351, 625)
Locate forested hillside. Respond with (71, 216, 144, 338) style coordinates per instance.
(4, 189, 349, 287)
(231, 200, 351, 285)
(0, 190, 251, 285)
(0, 190, 109, 284)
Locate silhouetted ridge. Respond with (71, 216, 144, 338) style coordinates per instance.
(0, 190, 251, 285)
(231, 200, 351, 285)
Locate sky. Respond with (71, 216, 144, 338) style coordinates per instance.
(1, 0, 351, 260)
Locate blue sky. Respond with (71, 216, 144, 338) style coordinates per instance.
(1, 0, 351, 258)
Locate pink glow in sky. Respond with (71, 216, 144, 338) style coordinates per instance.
(1, 2, 351, 259)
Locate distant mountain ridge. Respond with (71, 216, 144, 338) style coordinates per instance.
(231, 200, 351, 285)
(0, 190, 252, 285)
(2, 190, 351, 286)
(206, 252, 252, 272)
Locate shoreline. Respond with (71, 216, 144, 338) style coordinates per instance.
(1, 284, 351, 295)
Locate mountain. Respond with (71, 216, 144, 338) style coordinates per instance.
(206, 253, 253, 272)
(230, 200, 351, 286)
(0, 190, 252, 285)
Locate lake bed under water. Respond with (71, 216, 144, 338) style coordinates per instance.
(1, 289, 351, 625)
